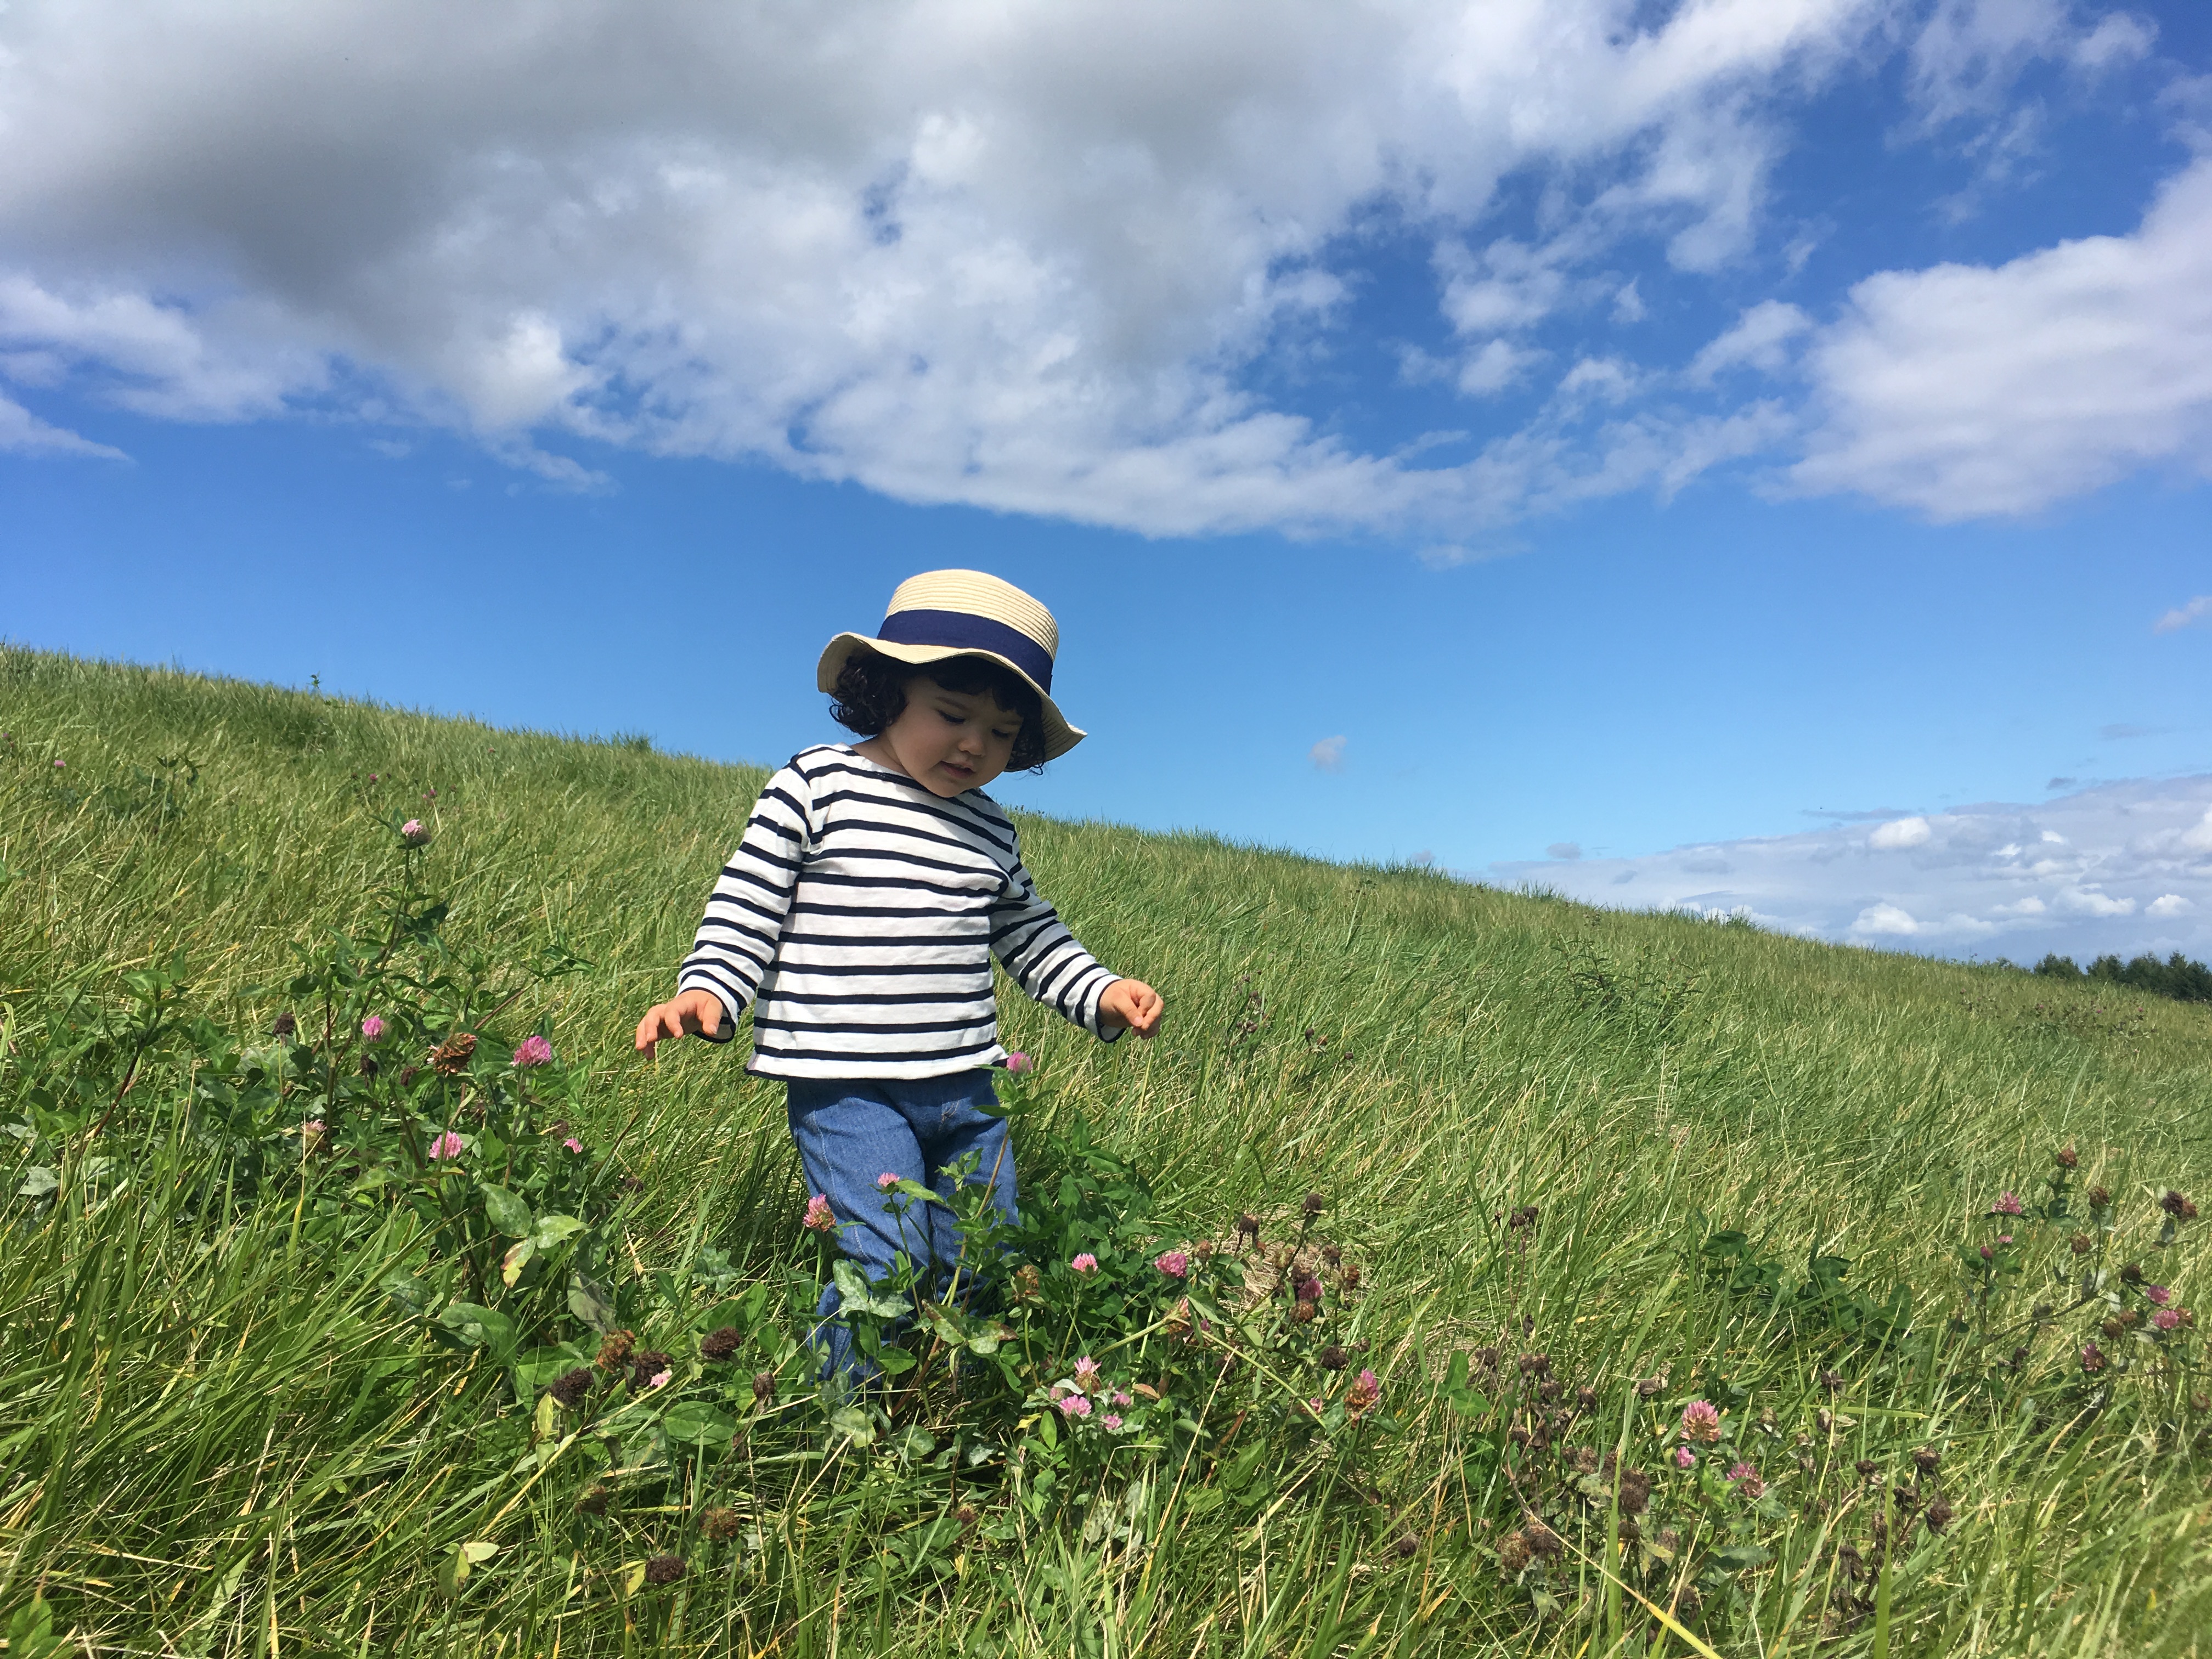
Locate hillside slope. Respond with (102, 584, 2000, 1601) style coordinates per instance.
(4, 644, 2210, 1656)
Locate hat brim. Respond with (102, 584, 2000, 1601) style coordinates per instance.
(816, 634, 1086, 762)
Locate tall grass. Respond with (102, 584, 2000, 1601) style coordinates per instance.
(3, 644, 2209, 1656)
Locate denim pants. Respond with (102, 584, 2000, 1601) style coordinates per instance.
(786, 1070, 1018, 1382)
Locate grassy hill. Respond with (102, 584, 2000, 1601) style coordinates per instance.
(4, 644, 2210, 1657)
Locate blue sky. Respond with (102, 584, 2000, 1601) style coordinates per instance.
(3, 0, 2209, 963)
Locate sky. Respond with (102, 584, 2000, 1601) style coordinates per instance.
(2, 0, 2209, 966)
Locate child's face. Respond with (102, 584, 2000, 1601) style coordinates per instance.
(870, 674, 1022, 797)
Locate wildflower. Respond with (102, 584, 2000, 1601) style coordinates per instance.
(361, 1015, 386, 1040)
(1013, 1264, 1042, 1301)
(52, 758, 64, 770)
(1978, 1244, 1993, 1261)
(1306, 1396, 1326, 1415)
(427, 1130, 465, 1160)
(1396, 1531, 1420, 1558)
(1345, 1368, 1381, 1417)
(301, 1119, 326, 1153)
(1925, 1497, 1955, 1535)
(1111, 1389, 1133, 1407)
(702, 1507, 743, 1542)
(753, 1371, 777, 1405)
(1820, 1369, 1843, 1392)
(2055, 1144, 2078, 1169)
(430, 1031, 477, 1075)
(1340, 1264, 1362, 1290)
(2088, 1185, 2113, 1210)
(1072, 1356, 1102, 1391)
(1674, 1446, 1697, 1469)
(1070, 1252, 1098, 1274)
(1294, 1274, 1322, 1303)
(1991, 1192, 2023, 1216)
(644, 1555, 685, 1586)
(272, 1011, 297, 1038)
(1519, 1351, 1550, 1376)
(1617, 1469, 1652, 1516)
(2154, 1308, 2183, 1332)
(630, 1351, 672, 1390)
(876, 1171, 900, 1192)
(1523, 1519, 1562, 1558)
(2146, 1284, 2172, 1307)
(422, 787, 437, 800)
(1302, 1191, 1325, 1216)
(1997, 1234, 2013, 1245)
(400, 819, 428, 845)
(1912, 1446, 1942, 1474)
(1679, 1400, 1722, 1444)
(2192, 1392, 2211, 1413)
(803, 1193, 836, 1234)
(2121, 1262, 2145, 1284)
(577, 1488, 612, 1516)
(649, 1369, 673, 1389)
(1154, 1250, 1190, 1278)
(1235, 1212, 1261, 1244)
(563, 1137, 584, 1153)
(512, 1034, 552, 1067)
(2080, 1341, 2107, 1374)
(1635, 1373, 1665, 1398)
(1318, 1344, 1347, 1372)
(548, 1368, 594, 1408)
(1003, 1051, 1032, 1074)
(1728, 1462, 1765, 1499)
(2163, 1189, 2199, 1221)
(359, 1054, 379, 1076)
(2070, 1233, 2093, 1255)
(1101, 1412, 1124, 1431)
(1056, 1392, 1092, 1419)
(701, 1327, 740, 1361)
(1497, 1531, 1532, 1575)
(595, 1330, 635, 1368)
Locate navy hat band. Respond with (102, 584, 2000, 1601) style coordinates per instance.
(877, 608, 1054, 693)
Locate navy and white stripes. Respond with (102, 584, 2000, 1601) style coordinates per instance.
(677, 745, 1122, 1079)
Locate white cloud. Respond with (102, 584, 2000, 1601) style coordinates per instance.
(1852, 901, 1922, 935)
(0, 0, 2190, 538)
(2155, 595, 2212, 634)
(0, 391, 124, 458)
(1789, 156, 2212, 518)
(1869, 815, 1932, 849)
(1488, 776, 2212, 962)
(1688, 300, 1810, 381)
(1547, 841, 1583, 860)
(0, 0, 1891, 533)
(1310, 734, 1347, 772)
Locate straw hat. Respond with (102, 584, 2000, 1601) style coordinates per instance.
(816, 569, 1085, 761)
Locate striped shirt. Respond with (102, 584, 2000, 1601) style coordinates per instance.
(677, 744, 1124, 1080)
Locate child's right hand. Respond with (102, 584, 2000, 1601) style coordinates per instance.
(634, 989, 726, 1056)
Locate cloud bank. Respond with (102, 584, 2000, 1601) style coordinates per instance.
(0, 0, 2202, 535)
(1489, 776, 2212, 963)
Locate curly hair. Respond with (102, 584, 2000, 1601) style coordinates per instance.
(830, 651, 1049, 771)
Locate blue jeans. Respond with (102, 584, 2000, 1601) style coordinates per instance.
(786, 1070, 1018, 1382)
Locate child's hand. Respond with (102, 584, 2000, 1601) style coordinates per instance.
(634, 989, 726, 1056)
(1098, 978, 1164, 1039)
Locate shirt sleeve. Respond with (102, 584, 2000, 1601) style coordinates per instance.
(676, 760, 815, 1042)
(989, 828, 1123, 1041)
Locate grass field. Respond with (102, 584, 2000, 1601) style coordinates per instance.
(4, 644, 2210, 1657)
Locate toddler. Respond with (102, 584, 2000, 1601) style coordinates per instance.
(635, 569, 1162, 1375)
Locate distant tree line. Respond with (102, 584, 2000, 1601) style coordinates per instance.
(2028, 950, 2212, 1003)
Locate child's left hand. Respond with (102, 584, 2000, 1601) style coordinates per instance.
(1098, 978, 1164, 1039)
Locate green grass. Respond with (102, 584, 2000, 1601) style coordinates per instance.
(3, 642, 2210, 1657)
